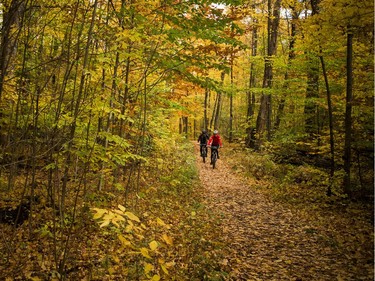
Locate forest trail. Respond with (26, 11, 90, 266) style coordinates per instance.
(194, 143, 373, 281)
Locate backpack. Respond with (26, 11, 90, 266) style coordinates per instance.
(199, 133, 209, 144)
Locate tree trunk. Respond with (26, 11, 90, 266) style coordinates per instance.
(204, 78, 209, 130)
(61, 0, 98, 215)
(0, 0, 26, 101)
(182, 116, 188, 137)
(120, 0, 134, 138)
(343, 29, 353, 197)
(246, 18, 258, 148)
(319, 54, 335, 196)
(229, 57, 234, 143)
(304, 0, 320, 138)
(210, 90, 218, 129)
(255, 0, 281, 148)
(274, 8, 298, 130)
(304, 59, 319, 136)
(213, 72, 224, 130)
(58, 0, 99, 276)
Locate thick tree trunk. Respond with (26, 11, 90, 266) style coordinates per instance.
(274, 8, 298, 130)
(0, 0, 26, 101)
(255, 0, 281, 148)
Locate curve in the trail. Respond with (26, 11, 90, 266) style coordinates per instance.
(194, 143, 372, 281)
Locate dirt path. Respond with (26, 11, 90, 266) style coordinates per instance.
(194, 144, 373, 281)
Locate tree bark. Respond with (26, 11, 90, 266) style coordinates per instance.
(120, 0, 134, 138)
(229, 56, 234, 143)
(304, 58, 319, 136)
(0, 0, 26, 101)
(246, 18, 258, 148)
(255, 0, 281, 148)
(304, 0, 320, 138)
(213, 72, 224, 130)
(210, 90, 218, 129)
(319, 54, 335, 196)
(274, 8, 298, 130)
(343, 29, 353, 197)
(204, 78, 209, 130)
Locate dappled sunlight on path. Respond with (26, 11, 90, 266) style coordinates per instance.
(193, 142, 373, 281)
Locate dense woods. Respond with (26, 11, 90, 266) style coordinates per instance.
(0, 0, 373, 279)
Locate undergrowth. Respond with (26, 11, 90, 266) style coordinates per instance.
(222, 143, 373, 223)
(87, 138, 228, 280)
(0, 137, 228, 280)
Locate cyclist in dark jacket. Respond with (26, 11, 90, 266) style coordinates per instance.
(197, 130, 209, 156)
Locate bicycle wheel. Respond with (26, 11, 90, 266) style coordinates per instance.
(201, 146, 207, 163)
(212, 149, 217, 169)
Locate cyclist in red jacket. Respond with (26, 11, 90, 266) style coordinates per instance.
(207, 130, 223, 164)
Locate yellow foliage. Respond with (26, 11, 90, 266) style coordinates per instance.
(144, 262, 154, 275)
(118, 234, 132, 247)
(91, 208, 108, 219)
(125, 211, 141, 222)
(162, 234, 173, 245)
(150, 275, 161, 281)
(91, 204, 176, 278)
(140, 247, 152, 259)
(160, 264, 169, 275)
(149, 240, 159, 251)
(100, 220, 110, 228)
(156, 217, 166, 227)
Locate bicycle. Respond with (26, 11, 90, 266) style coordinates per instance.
(200, 144, 208, 163)
(209, 146, 219, 169)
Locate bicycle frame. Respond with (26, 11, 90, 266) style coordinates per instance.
(210, 146, 219, 169)
(200, 144, 207, 155)
(200, 144, 207, 162)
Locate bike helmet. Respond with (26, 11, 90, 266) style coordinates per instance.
(213, 130, 218, 135)
(202, 130, 206, 133)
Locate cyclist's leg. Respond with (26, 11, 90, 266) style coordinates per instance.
(211, 147, 217, 163)
(200, 144, 205, 156)
(212, 149, 217, 169)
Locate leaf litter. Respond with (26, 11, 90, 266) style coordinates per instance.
(195, 144, 373, 281)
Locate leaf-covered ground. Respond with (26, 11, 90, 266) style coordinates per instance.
(0, 141, 372, 280)
(195, 144, 374, 281)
